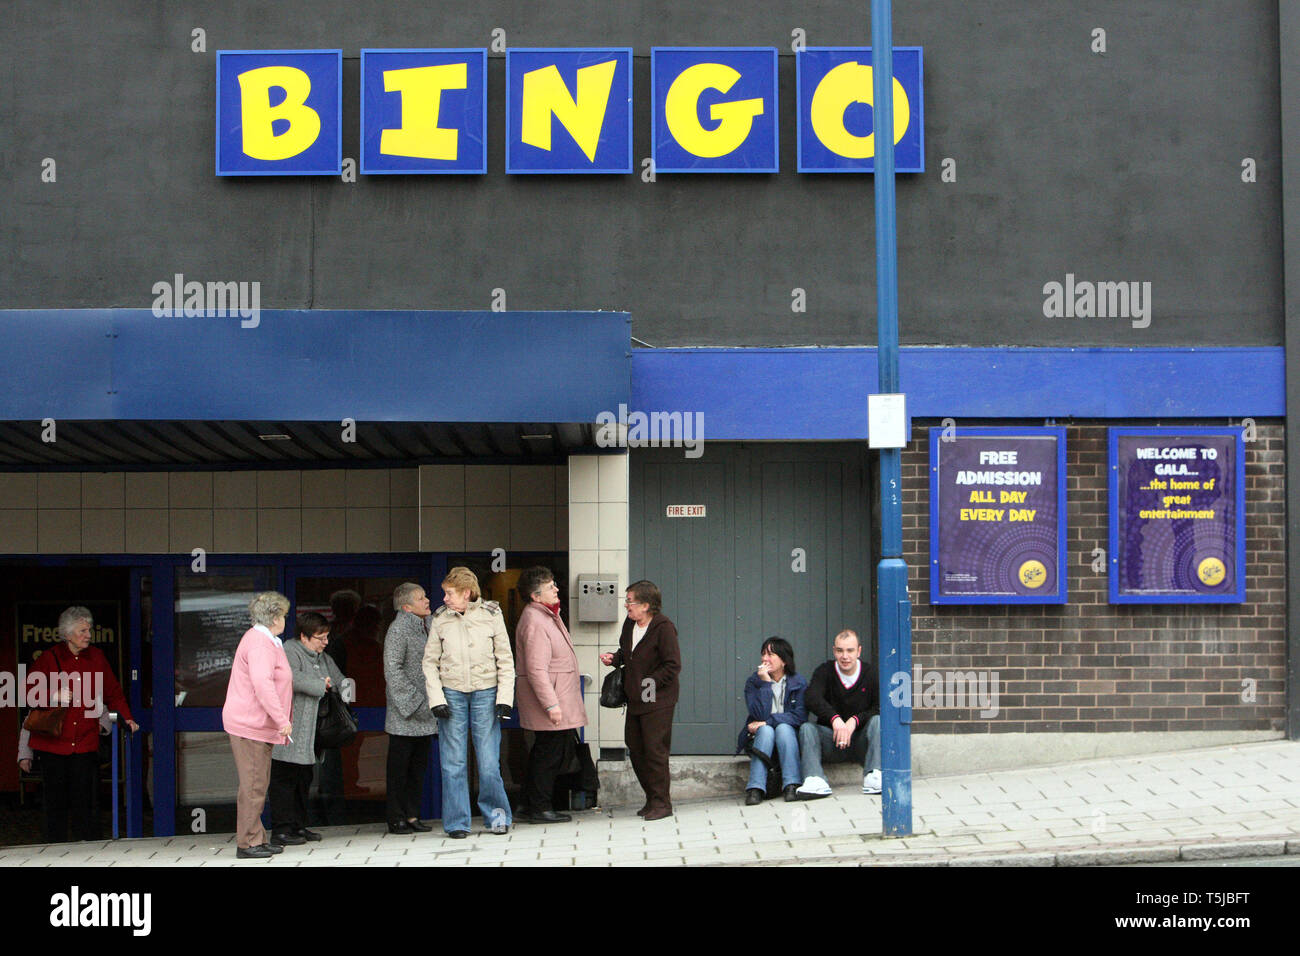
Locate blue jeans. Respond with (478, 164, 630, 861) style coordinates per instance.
(747, 722, 801, 790)
(799, 716, 881, 780)
(437, 687, 512, 834)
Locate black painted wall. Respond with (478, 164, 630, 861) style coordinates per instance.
(0, 1, 1283, 346)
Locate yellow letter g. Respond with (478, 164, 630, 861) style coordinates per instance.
(664, 63, 764, 159)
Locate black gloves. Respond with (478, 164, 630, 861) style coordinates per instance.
(431, 703, 510, 719)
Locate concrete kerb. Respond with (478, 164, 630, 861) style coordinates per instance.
(731, 834, 1298, 867)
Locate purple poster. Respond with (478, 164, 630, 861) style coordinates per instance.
(929, 427, 1066, 604)
(1109, 429, 1245, 603)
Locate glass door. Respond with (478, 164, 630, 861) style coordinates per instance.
(285, 563, 435, 825)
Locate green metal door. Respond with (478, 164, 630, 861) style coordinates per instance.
(630, 443, 872, 754)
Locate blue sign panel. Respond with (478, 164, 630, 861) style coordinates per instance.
(929, 427, 1068, 605)
(361, 49, 487, 174)
(216, 50, 342, 176)
(796, 47, 923, 173)
(651, 48, 779, 173)
(1108, 428, 1247, 604)
(505, 48, 633, 174)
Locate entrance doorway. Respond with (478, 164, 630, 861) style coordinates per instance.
(630, 443, 873, 753)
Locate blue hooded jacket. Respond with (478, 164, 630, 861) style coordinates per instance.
(735, 671, 808, 754)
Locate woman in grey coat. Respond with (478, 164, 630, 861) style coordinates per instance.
(383, 582, 438, 834)
(269, 611, 346, 845)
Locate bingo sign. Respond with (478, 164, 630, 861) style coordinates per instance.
(1109, 428, 1245, 603)
(215, 46, 922, 176)
(930, 427, 1067, 604)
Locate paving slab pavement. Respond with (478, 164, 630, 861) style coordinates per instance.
(3, 740, 1298, 867)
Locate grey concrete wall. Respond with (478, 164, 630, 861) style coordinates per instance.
(0, 0, 1282, 346)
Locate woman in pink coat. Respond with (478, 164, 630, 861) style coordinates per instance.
(514, 566, 587, 824)
(222, 591, 294, 859)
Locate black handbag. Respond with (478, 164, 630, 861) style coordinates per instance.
(315, 687, 358, 753)
(599, 665, 627, 708)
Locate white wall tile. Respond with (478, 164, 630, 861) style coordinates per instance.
(598, 501, 628, 550)
(598, 454, 628, 502)
(569, 456, 599, 503)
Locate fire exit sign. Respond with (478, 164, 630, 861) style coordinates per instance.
(666, 504, 706, 517)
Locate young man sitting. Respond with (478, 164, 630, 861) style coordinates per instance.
(796, 629, 882, 798)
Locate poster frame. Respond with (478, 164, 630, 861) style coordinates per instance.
(929, 425, 1068, 605)
(1108, 426, 1247, 604)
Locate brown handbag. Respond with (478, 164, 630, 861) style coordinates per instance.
(23, 707, 68, 737)
(23, 643, 69, 737)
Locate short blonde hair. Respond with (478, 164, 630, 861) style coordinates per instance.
(249, 591, 291, 627)
(442, 566, 481, 602)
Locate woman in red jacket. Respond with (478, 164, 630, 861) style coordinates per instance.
(22, 606, 137, 842)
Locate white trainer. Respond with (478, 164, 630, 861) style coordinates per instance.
(862, 770, 882, 794)
(795, 775, 832, 798)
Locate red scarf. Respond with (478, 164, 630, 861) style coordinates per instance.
(538, 600, 562, 617)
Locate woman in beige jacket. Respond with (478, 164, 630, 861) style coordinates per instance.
(421, 566, 515, 837)
(514, 566, 587, 823)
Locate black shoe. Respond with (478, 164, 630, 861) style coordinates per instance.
(519, 809, 572, 824)
(783, 784, 800, 802)
(636, 804, 649, 817)
(387, 821, 415, 835)
(263, 842, 284, 854)
(296, 827, 323, 842)
(271, 830, 306, 846)
(745, 788, 764, 806)
(236, 845, 275, 859)
(407, 819, 432, 832)
(447, 830, 469, 839)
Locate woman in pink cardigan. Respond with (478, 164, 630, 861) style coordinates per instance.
(222, 591, 294, 860)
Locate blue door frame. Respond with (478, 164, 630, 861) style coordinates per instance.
(159, 552, 444, 837)
(20, 552, 447, 838)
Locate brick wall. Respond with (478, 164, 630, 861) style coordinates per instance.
(903, 422, 1285, 734)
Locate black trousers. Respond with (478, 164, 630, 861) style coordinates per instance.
(625, 706, 675, 811)
(386, 734, 431, 824)
(39, 751, 101, 842)
(524, 730, 569, 814)
(269, 760, 315, 834)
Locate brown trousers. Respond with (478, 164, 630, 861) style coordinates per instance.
(229, 734, 273, 849)
(625, 706, 674, 811)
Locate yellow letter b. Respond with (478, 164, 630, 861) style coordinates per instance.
(238, 66, 321, 161)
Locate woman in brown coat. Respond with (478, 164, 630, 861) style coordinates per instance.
(514, 566, 587, 823)
(600, 580, 681, 821)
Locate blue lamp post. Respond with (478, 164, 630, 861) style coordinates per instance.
(871, 0, 913, 837)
